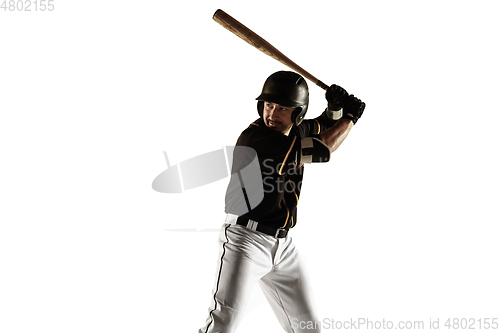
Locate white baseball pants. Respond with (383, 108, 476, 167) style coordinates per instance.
(198, 218, 320, 333)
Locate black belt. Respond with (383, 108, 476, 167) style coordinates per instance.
(236, 216, 288, 238)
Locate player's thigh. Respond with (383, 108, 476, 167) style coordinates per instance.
(260, 243, 320, 329)
(212, 224, 273, 309)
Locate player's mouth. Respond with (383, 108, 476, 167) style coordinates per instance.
(267, 119, 281, 127)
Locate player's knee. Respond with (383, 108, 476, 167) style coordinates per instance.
(199, 304, 245, 333)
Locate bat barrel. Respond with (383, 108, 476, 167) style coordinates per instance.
(213, 9, 329, 91)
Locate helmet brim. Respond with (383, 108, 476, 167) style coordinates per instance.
(255, 93, 303, 109)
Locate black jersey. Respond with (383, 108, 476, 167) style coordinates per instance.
(225, 111, 337, 229)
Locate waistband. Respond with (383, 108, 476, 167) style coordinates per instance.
(225, 214, 288, 238)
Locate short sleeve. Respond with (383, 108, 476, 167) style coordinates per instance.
(295, 111, 339, 137)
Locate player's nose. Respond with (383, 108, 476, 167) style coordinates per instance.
(268, 104, 277, 117)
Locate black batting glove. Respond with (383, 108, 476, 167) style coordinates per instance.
(325, 84, 348, 111)
(343, 94, 365, 124)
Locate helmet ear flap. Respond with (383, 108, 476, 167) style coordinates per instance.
(292, 94, 309, 125)
(292, 108, 304, 126)
(292, 106, 308, 126)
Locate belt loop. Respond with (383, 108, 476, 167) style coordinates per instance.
(248, 220, 258, 231)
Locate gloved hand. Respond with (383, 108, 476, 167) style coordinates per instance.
(343, 94, 365, 124)
(325, 84, 348, 111)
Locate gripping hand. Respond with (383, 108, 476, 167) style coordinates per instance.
(325, 84, 348, 111)
(343, 95, 366, 124)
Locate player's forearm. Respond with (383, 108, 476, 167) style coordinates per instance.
(319, 118, 353, 153)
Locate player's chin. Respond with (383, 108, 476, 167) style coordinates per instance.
(267, 124, 281, 132)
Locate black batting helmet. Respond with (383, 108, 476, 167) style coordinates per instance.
(256, 71, 309, 126)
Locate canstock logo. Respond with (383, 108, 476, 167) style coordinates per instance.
(152, 146, 264, 215)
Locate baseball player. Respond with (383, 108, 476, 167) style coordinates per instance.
(199, 71, 365, 333)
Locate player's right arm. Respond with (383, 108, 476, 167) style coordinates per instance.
(319, 85, 366, 153)
(319, 118, 353, 153)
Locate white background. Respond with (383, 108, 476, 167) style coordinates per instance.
(1, 0, 499, 332)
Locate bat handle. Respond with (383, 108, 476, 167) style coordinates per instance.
(316, 80, 329, 90)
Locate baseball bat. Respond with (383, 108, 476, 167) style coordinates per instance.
(213, 9, 329, 90)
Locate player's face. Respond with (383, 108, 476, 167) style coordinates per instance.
(263, 102, 295, 135)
